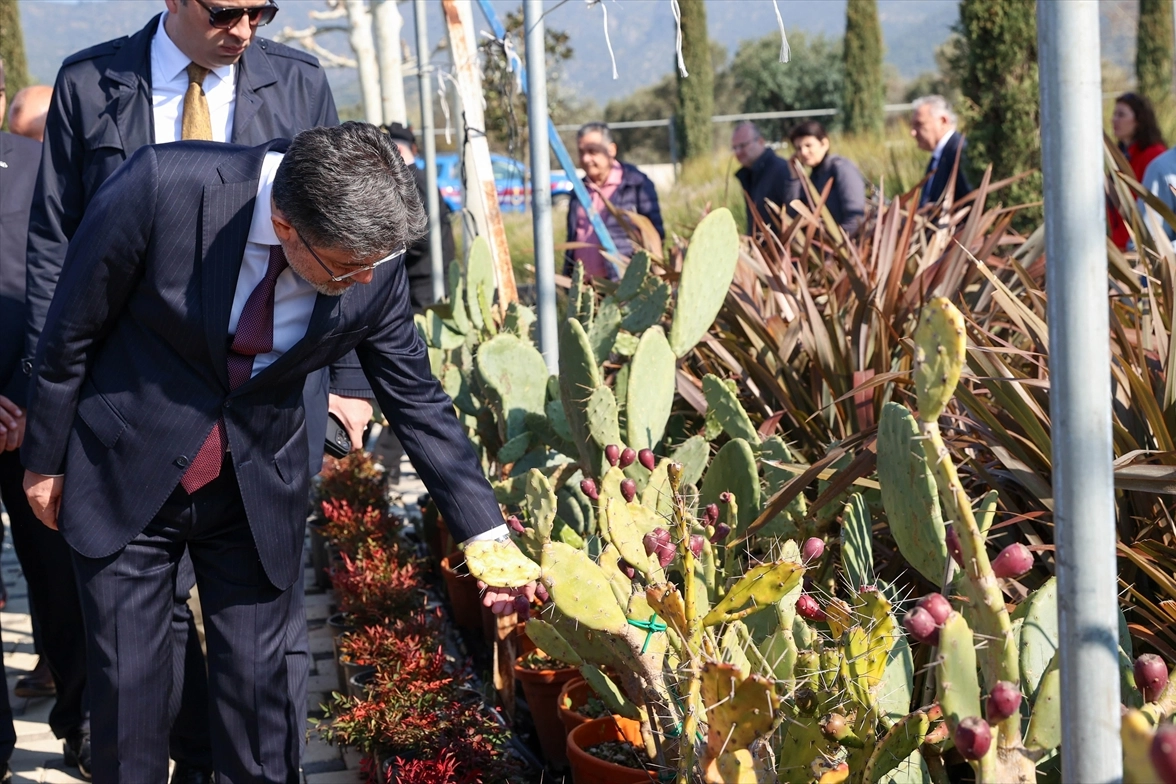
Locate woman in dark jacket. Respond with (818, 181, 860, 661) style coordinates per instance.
(564, 122, 665, 279)
(789, 120, 867, 235)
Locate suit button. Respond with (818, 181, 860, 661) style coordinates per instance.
(175, 456, 189, 468)
(224, 400, 232, 409)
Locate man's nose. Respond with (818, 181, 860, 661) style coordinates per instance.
(352, 269, 376, 285)
(229, 14, 255, 41)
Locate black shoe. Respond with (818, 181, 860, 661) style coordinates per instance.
(170, 762, 215, 784)
(14, 657, 56, 699)
(63, 730, 92, 781)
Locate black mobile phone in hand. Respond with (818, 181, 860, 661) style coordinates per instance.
(324, 414, 352, 458)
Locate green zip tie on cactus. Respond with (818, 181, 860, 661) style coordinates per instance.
(626, 612, 667, 654)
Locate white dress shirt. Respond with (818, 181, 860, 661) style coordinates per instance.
(150, 13, 237, 143)
(928, 129, 956, 173)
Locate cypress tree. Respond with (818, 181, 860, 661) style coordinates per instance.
(0, 0, 30, 121)
(1137, 0, 1175, 114)
(842, 0, 884, 136)
(675, 0, 714, 160)
(950, 0, 1040, 212)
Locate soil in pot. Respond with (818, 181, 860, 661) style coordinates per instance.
(514, 651, 580, 770)
(558, 678, 610, 734)
(566, 716, 656, 784)
(439, 552, 482, 633)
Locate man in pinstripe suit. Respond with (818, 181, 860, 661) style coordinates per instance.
(20, 123, 531, 782)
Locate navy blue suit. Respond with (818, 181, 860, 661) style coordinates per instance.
(22, 139, 503, 780)
(920, 132, 974, 208)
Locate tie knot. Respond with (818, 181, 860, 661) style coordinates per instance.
(186, 62, 210, 88)
(267, 244, 289, 281)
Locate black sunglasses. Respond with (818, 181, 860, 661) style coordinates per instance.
(191, 0, 279, 30)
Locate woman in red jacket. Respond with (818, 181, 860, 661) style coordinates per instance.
(1109, 92, 1167, 249)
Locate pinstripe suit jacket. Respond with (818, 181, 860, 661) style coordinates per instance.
(21, 140, 503, 590)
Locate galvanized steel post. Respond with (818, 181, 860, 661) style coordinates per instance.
(524, 0, 558, 370)
(413, 0, 445, 303)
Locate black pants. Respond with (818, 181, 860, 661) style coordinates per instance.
(72, 467, 302, 783)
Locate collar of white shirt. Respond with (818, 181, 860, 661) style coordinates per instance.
(930, 128, 956, 167)
(152, 13, 235, 91)
(249, 151, 284, 245)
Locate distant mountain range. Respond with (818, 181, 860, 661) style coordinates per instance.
(17, 0, 1140, 115)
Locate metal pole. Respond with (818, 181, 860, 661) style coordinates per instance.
(413, 0, 444, 303)
(1038, 2, 1122, 781)
(524, 0, 558, 371)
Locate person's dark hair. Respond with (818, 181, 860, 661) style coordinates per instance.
(789, 120, 829, 144)
(273, 122, 427, 257)
(1116, 92, 1166, 149)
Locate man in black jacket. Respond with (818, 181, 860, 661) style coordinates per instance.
(732, 121, 801, 232)
(911, 95, 974, 208)
(22, 2, 370, 779)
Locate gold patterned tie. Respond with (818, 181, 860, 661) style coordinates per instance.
(181, 63, 213, 141)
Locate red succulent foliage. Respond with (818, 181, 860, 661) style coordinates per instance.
(329, 545, 424, 626)
(320, 499, 400, 558)
(317, 451, 390, 511)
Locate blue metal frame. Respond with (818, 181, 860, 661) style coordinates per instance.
(474, 0, 619, 258)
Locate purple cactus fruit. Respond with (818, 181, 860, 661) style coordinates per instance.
(820, 713, 847, 740)
(580, 478, 599, 501)
(1136, 654, 1170, 703)
(618, 559, 637, 580)
(638, 449, 656, 471)
(719, 491, 732, 504)
(1150, 724, 1176, 784)
(703, 503, 720, 526)
(710, 522, 732, 544)
(903, 606, 939, 645)
(605, 444, 620, 467)
(689, 535, 705, 558)
(513, 594, 531, 620)
(945, 524, 963, 567)
(916, 593, 953, 626)
(619, 447, 637, 469)
(801, 537, 825, 563)
(985, 681, 1022, 723)
(535, 583, 550, 603)
(644, 528, 674, 567)
(507, 515, 526, 534)
(991, 543, 1034, 579)
(953, 717, 992, 761)
(620, 478, 637, 503)
(796, 594, 827, 622)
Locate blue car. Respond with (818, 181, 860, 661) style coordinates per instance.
(425, 153, 575, 213)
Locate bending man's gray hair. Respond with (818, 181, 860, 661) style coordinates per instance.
(273, 121, 427, 257)
(577, 122, 614, 146)
(733, 121, 762, 140)
(912, 95, 957, 126)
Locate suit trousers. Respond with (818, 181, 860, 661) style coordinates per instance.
(71, 465, 301, 783)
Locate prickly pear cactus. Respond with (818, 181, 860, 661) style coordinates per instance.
(913, 296, 966, 421)
(877, 402, 947, 584)
(558, 318, 604, 472)
(475, 334, 549, 441)
(626, 326, 676, 451)
(669, 208, 740, 357)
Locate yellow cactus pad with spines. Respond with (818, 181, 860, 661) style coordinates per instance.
(913, 296, 966, 422)
(461, 538, 541, 587)
(700, 662, 779, 783)
(701, 560, 804, 627)
(521, 619, 583, 666)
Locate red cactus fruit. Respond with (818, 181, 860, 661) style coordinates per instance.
(507, 515, 525, 534)
(620, 478, 637, 503)
(796, 594, 827, 622)
(703, 503, 720, 526)
(638, 449, 656, 471)
(689, 535, 705, 558)
(618, 559, 636, 580)
(1136, 654, 1170, 703)
(820, 713, 847, 740)
(580, 478, 599, 501)
(513, 594, 531, 620)
(903, 606, 939, 645)
(604, 444, 620, 467)
(710, 522, 731, 544)
(719, 491, 732, 504)
(1151, 724, 1176, 784)
(945, 524, 963, 567)
(801, 537, 825, 563)
(991, 543, 1033, 579)
(985, 681, 1022, 723)
(619, 447, 637, 469)
(954, 717, 992, 760)
(917, 593, 953, 626)
(643, 528, 674, 567)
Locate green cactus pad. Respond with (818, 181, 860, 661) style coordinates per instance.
(566, 261, 594, 328)
(555, 485, 594, 536)
(670, 435, 710, 488)
(756, 627, 798, 681)
(545, 609, 630, 673)
(702, 560, 804, 626)
(595, 545, 635, 608)
(700, 661, 779, 752)
(603, 499, 658, 580)
(585, 385, 622, 454)
(699, 438, 761, 536)
(936, 612, 982, 731)
(977, 489, 999, 538)
(863, 709, 930, 784)
(613, 331, 640, 357)
(702, 374, 760, 444)
(578, 664, 641, 720)
(558, 318, 603, 471)
(423, 310, 465, 350)
(625, 326, 676, 451)
(1024, 650, 1061, 753)
(1014, 576, 1058, 699)
(639, 458, 672, 515)
(446, 260, 471, 334)
(757, 436, 808, 536)
(877, 402, 948, 584)
(841, 493, 875, 592)
(544, 399, 575, 442)
(878, 634, 915, 726)
(502, 301, 536, 341)
(523, 412, 578, 459)
(913, 297, 965, 422)
(617, 250, 650, 298)
(524, 470, 557, 542)
(842, 622, 895, 715)
(719, 622, 755, 676)
(476, 334, 549, 441)
(776, 712, 839, 784)
(465, 236, 497, 331)
(587, 296, 622, 366)
(521, 618, 584, 666)
(620, 275, 671, 334)
(462, 538, 541, 587)
(540, 542, 628, 634)
(496, 432, 533, 465)
(669, 208, 740, 356)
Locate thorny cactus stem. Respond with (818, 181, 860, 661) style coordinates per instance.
(668, 464, 702, 784)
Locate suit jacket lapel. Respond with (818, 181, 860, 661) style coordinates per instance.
(103, 16, 157, 152)
(232, 288, 349, 395)
(231, 45, 278, 144)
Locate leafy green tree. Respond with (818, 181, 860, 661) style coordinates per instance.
(0, 0, 30, 129)
(949, 0, 1040, 213)
(842, 0, 884, 136)
(675, 0, 714, 160)
(1137, 0, 1175, 114)
(731, 31, 843, 141)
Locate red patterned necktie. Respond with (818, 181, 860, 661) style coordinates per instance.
(181, 244, 289, 493)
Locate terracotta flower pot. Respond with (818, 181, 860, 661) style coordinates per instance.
(557, 677, 594, 734)
(440, 552, 482, 633)
(566, 716, 656, 784)
(514, 654, 580, 769)
(515, 622, 537, 656)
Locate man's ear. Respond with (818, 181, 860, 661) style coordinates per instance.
(270, 204, 295, 241)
